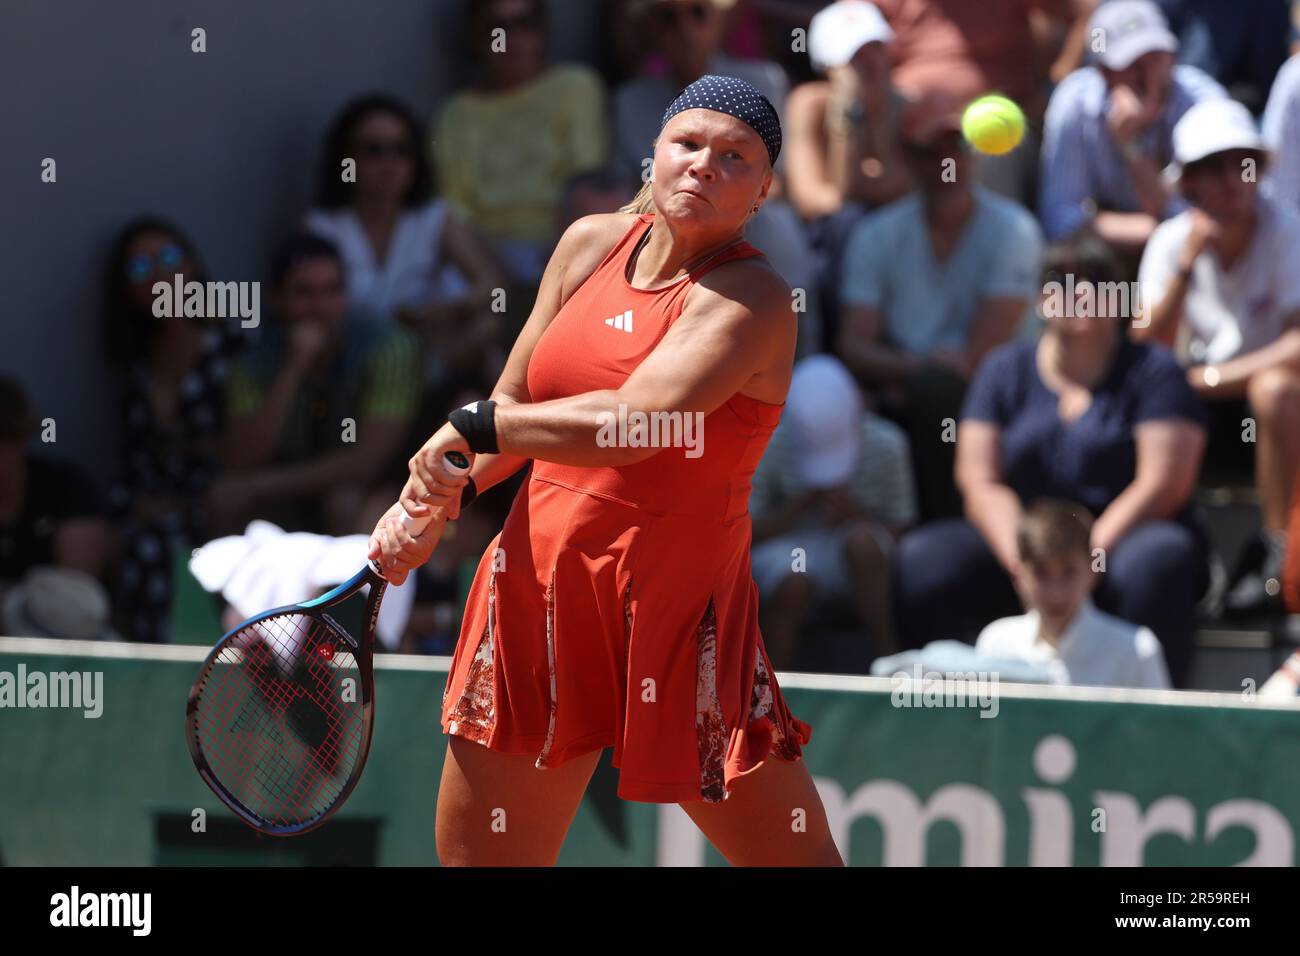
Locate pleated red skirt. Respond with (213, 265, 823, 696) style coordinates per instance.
(439, 468, 812, 804)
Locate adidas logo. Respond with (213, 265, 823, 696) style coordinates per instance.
(604, 309, 634, 333)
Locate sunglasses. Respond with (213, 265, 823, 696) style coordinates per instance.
(654, 2, 712, 28)
(126, 243, 185, 283)
(355, 138, 414, 160)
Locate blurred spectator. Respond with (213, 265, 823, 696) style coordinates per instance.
(749, 355, 917, 668)
(556, 167, 642, 233)
(1038, 0, 1226, 258)
(1150, 0, 1292, 114)
(306, 94, 508, 388)
(872, 0, 1100, 204)
(613, 0, 790, 186)
(735, 0, 833, 88)
(893, 234, 1210, 685)
(790, 2, 910, 362)
(715, 0, 765, 59)
(1262, 51, 1300, 216)
(101, 217, 246, 643)
(430, 0, 608, 292)
(876, 0, 1098, 106)
(2, 567, 121, 643)
(0, 377, 110, 590)
(743, 199, 826, 358)
(975, 498, 1172, 688)
(784, 1, 913, 219)
(213, 235, 421, 537)
(1135, 98, 1300, 615)
(836, 95, 1044, 520)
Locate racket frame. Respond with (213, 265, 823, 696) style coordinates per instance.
(185, 450, 472, 836)
(184, 565, 385, 836)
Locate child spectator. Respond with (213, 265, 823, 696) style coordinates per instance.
(976, 498, 1172, 689)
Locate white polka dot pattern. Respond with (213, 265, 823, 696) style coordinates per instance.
(660, 74, 782, 166)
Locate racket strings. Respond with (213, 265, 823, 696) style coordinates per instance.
(191, 611, 366, 828)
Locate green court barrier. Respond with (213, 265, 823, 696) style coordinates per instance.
(2, 637, 1298, 865)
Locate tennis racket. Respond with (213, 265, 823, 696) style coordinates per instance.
(185, 450, 472, 836)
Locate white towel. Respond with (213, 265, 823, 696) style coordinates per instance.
(188, 520, 415, 652)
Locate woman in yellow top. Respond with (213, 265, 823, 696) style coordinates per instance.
(431, 0, 610, 289)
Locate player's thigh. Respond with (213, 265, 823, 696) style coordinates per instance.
(435, 734, 603, 866)
(679, 754, 843, 867)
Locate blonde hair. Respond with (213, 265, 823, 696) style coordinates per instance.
(618, 178, 656, 215)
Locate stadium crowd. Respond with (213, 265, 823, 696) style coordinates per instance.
(4, 0, 1300, 692)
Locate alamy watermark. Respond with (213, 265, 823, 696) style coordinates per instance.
(152, 273, 260, 328)
(50, 886, 150, 935)
(890, 665, 1000, 718)
(1041, 274, 1149, 327)
(0, 664, 103, 718)
(595, 403, 704, 459)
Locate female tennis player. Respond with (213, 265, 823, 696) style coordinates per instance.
(369, 75, 843, 867)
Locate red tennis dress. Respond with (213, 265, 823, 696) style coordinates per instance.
(439, 212, 812, 803)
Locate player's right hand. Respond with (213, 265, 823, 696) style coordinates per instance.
(368, 499, 445, 585)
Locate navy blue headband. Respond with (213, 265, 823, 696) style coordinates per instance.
(660, 74, 782, 167)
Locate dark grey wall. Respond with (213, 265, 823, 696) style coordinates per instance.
(2, 0, 600, 475)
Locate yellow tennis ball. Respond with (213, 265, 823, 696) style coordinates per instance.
(961, 95, 1025, 156)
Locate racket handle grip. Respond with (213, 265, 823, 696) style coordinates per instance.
(399, 450, 473, 537)
(370, 451, 473, 582)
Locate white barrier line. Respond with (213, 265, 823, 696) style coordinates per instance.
(0, 635, 455, 670)
(2, 635, 1297, 710)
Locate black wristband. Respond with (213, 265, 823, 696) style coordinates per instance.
(460, 475, 478, 510)
(447, 400, 499, 454)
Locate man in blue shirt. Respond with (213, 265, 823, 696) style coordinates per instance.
(1038, 0, 1225, 256)
(837, 94, 1044, 519)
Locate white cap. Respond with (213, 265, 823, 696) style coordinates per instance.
(1168, 98, 1266, 177)
(1088, 0, 1177, 71)
(784, 355, 864, 489)
(808, 1, 894, 74)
